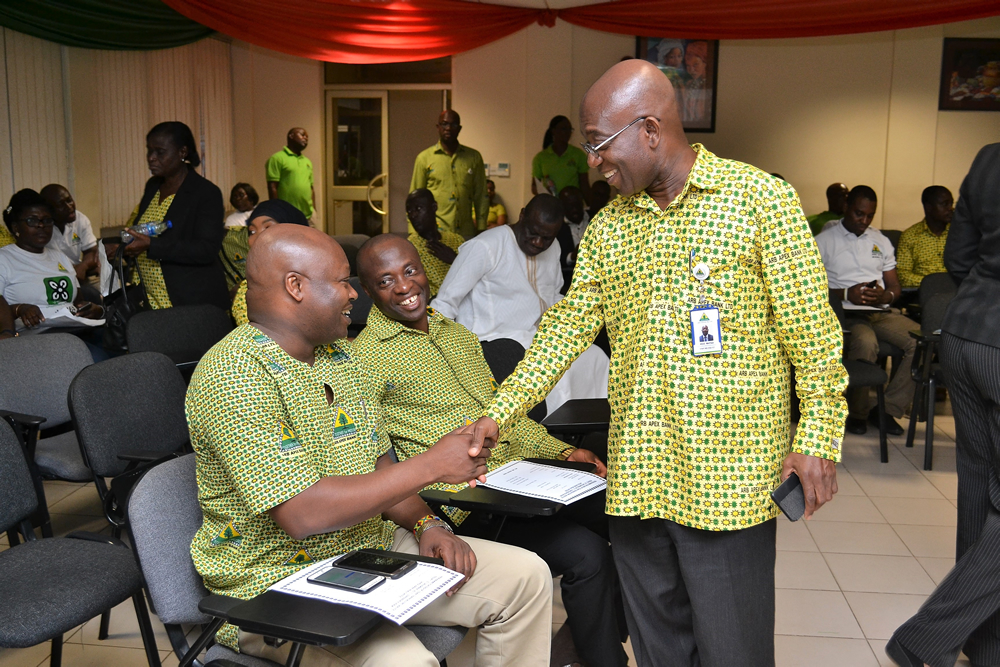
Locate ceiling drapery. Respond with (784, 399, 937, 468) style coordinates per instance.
(0, 0, 212, 50)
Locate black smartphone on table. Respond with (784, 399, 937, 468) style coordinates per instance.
(307, 566, 385, 593)
(771, 472, 806, 522)
(335, 549, 418, 579)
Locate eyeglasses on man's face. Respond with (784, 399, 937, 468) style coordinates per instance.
(581, 116, 649, 158)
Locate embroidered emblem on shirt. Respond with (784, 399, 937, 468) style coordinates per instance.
(385, 381, 396, 392)
(284, 548, 314, 565)
(279, 423, 303, 453)
(871, 244, 883, 258)
(57, 262, 68, 272)
(43, 276, 72, 304)
(333, 408, 357, 440)
(210, 522, 243, 548)
(326, 344, 351, 363)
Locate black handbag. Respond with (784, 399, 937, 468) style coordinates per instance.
(102, 244, 150, 352)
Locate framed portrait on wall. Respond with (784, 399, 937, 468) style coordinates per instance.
(636, 37, 719, 132)
(939, 38, 1000, 111)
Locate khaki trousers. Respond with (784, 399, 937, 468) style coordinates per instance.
(239, 528, 553, 667)
(844, 310, 920, 418)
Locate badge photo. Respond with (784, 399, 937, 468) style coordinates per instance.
(690, 306, 723, 356)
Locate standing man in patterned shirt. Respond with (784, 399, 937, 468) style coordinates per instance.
(896, 185, 954, 289)
(187, 224, 553, 665)
(469, 60, 848, 666)
(411, 110, 488, 239)
(406, 189, 464, 297)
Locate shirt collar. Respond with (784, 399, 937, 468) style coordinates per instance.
(365, 305, 442, 342)
(434, 141, 463, 155)
(282, 146, 300, 157)
(630, 144, 723, 212)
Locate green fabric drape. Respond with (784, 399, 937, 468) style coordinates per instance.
(0, 0, 212, 50)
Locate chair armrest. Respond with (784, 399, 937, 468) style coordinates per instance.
(66, 530, 128, 549)
(523, 458, 596, 474)
(420, 487, 563, 518)
(198, 594, 246, 621)
(117, 449, 179, 464)
(909, 330, 941, 343)
(0, 410, 47, 427)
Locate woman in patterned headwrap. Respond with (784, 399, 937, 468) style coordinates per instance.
(229, 199, 309, 325)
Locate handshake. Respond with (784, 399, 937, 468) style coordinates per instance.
(422, 416, 501, 487)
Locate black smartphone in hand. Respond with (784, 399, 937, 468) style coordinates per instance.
(771, 472, 806, 521)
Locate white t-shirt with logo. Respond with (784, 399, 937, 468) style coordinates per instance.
(815, 221, 896, 311)
(46, 210, 97, 264)
(0, 245, 79, 307)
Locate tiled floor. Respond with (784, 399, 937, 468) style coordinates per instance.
(0, 412, 970, 666)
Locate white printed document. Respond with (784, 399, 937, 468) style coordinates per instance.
(482, 460, 607, 504)
(16, 305, 105, 333)
(269, 557, 463, 624)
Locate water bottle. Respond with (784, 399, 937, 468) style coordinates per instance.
(120, 220, 171, 244)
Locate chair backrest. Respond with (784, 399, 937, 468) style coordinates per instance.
(348, 276, 373, 337)
(333, 234, 371, 276)
(881, 229, 902, 252)
(921, 294, 953, 335)
(919, 272, 957, 305)
(480, 338, 546, 420)
(0, 333, 92, 428)
(126, 304, 234, 359)
(0, 420, 38, 532)
(127, 453, 211, 625)
(69, 352, 190, 477)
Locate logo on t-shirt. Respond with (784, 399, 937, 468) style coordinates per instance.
(284, 548, 314, 566)
(210, 522, 243, 548)
(43, 276, 73, 304)
(871, 244, 883, 258)
(279, 423, 303, 453)
(333, 407, 357, 441)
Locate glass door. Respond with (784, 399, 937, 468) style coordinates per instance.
(325, 91, 389, 236)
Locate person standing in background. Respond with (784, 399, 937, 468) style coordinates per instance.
(411, 110, 487, 239)
(806, 182, 849, 236)
(887, 144, 1000, 667)
(40, 184, 98, 284)
(266, 127, 314, 222)
(532, 115, 591, 204)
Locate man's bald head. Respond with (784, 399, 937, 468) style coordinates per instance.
(580, 59, 693, 201)
(356, 234, 413, 292)
(246, 225, 356, 343)
(356, 234, 432, 331)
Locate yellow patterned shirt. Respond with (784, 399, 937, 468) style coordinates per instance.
(408, 230, 464, 297)
(220, 226, 250, 291)
(129, 194, 174, 310)
(896, 219, 949, 289)
(352, 307, 565, 522)
(0, 225, 14, 249)
(187, 325, 395, 649)
(487, 145, 848, 531)
(231, 280, 248, 326)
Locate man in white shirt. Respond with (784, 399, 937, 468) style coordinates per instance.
(41, 184, 98, 283)
(432, 194, 609, 412)
(816, 185, 919, 436)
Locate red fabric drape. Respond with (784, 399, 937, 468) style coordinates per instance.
(161, 0, 546, 64)
(559, 0, 1000, 40)
(162, 0, 1000, 64)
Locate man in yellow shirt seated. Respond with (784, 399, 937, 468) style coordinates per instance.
(406, 189, 464, 298)
(897, 185, 954, 289)
(351, 234, 628, 667)
(188, 224, 553, 666)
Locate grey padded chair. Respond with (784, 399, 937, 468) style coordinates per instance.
(0, 419, 159, 667)
(128, 455, 466, 667)
(125, 304, 234, 378)
(69, 352, 190, 529)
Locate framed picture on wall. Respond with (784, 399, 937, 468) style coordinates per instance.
(939, 38, 1000, 111)
(636, 37, 719, 132)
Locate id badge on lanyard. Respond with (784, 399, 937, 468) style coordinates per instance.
(689, 250, 723, 356)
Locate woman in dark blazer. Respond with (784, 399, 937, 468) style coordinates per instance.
(122, 121, 228, 310)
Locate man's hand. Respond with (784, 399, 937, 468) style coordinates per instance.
(16, 305, 44, 328)
(425, 429, 490, 486)
(426, 240, 458, 265)
(467, 416, 499, 458)
(781, 452, 838, 520)
(419, 528, 476, 595)
(567, 448, 607, 478)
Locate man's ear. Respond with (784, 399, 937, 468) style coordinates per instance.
(285, 272, 305, 302)
(645, 117, 662, 150)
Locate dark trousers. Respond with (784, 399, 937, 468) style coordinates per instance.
(893, 333, 1000, 667)
(458, 491, 629, 667)
(609, 515, 777, 667)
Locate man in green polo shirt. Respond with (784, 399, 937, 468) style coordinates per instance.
(411, 110, 488, 239)
(266, 127, 314, 220)
(187, 224, 553, 665)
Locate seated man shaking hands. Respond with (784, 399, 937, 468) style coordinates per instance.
(351, 234, 629, 667)
(186, 225, 552, 666)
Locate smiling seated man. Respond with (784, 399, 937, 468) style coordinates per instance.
(187, 224, 552, 666)
(351, 234, 629, 667)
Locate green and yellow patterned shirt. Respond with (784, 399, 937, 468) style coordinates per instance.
(487, 145, 848, 531)
(187, 325, 395, 649)
(0, 224, 14, 249)
(220, 227, 250, 291)
(231, 280, 248, 326)
(128, 194, 174, 310)
(353, 308, 566, 517)
(896, 219, 949, 289)
(408, 230, 464, 298)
